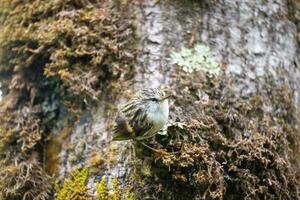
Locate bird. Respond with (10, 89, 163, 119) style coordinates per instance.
(112, 88, 170, 142)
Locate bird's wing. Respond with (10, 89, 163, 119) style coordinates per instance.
(112, 112, 133, 141)
(112, 102, 153, 141)
(129, 107, 153, 138)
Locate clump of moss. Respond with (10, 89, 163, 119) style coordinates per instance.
(0, 109, 52, 200)
(0, 0, 135, 101)
(96, 176, 109, 200)
(0, 152, 52, 200)
(0, 0, 136, 199)
(40, 6, 135, 99)
(95, 176, 135, 200)
(125, 189, 135, 200)
(55, 167, 90, 200)
(111, 177, 121, 200)
(133, 71, 300, 199)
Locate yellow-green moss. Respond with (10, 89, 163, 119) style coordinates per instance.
(96, 176, 109, 200)
(95, 176, 134, 200)
(125, 189, 135, 200)
(55, 167, 89, 200)
(111, 177, 121, 200)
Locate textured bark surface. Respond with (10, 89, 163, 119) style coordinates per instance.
(135, 0, 299, 98)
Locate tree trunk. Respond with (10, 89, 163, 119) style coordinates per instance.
(0, 0, 299, 199)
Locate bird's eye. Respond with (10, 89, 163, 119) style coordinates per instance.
(149, 98, 158, 101)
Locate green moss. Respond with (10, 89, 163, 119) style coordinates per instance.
(111, 177, 121, 200)
(55, 167, 90, 200)
(95, 176, 134, 200)
(125, 189, 135, 200)
(96, 176, 109, 200)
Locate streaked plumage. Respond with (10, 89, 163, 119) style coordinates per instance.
(112, 88, 169, 141)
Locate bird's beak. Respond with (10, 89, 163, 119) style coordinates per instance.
(160, 94, 172, 101)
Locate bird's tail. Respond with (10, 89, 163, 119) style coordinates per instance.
(112, 115, 134, 141)
(112, 132, 130, 141)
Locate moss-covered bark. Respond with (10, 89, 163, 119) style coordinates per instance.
(0, 0, 299, 200)
(0, 0, 135, 199)
(132, 72, 299, 199)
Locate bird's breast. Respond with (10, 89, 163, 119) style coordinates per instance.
(147, 100, 169, 131)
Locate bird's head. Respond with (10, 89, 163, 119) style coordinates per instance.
(137, 88, 171, 113)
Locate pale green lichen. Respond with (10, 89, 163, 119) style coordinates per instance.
(171, 44, 220, 75)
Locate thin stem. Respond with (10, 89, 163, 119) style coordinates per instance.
(134, 140, 182, 155)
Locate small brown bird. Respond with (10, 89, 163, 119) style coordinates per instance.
(112, 88, 170, 141)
